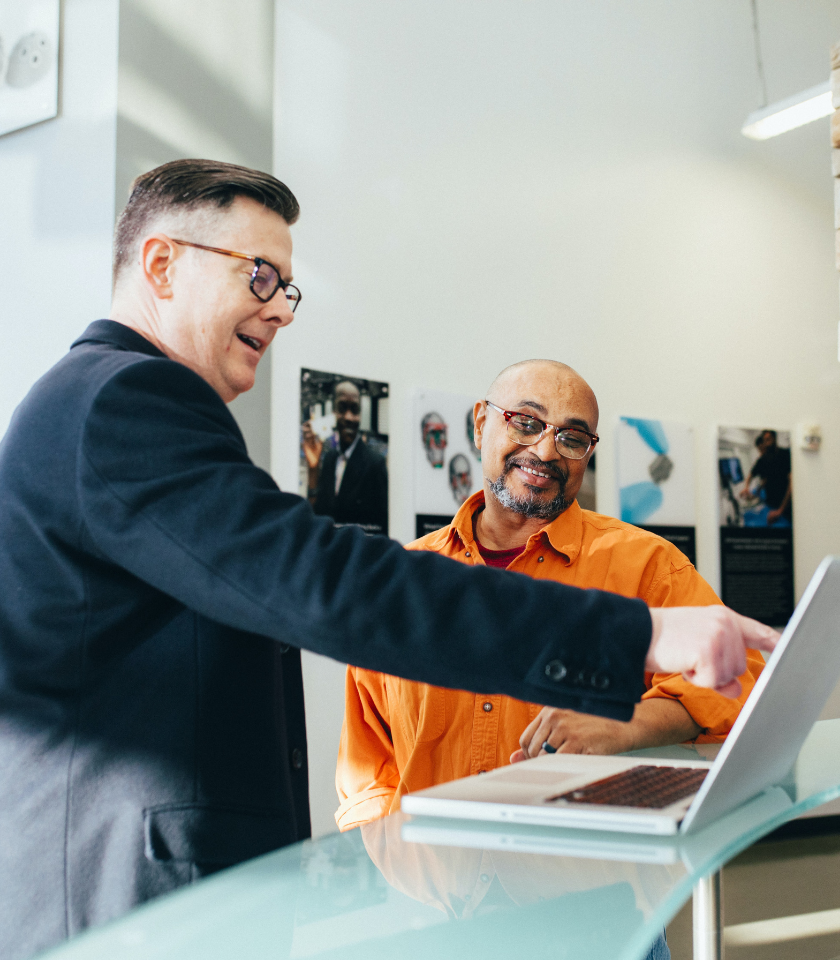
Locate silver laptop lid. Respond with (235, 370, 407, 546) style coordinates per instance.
(681, 555, 840, 833)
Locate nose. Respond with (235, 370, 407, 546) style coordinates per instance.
(260, 291, 296, 328)
(532, 429, 560, 461)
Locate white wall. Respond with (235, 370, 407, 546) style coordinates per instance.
(274, 1, 840, 836)
(0, 0, 118, 436)
(116, 0, 276, 470)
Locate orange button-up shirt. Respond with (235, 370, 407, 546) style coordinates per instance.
(335, 492, 764, 831)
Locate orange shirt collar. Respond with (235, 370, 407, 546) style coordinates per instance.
(448, 490, 583, 565)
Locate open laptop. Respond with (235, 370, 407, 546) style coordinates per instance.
(401, 556, 840, 836)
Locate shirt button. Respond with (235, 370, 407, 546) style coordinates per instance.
(482, 701, 493, 712)
(537, 556, 544, 563)
(478, 770, 487, 775)
(481, 873, 490, 883)
(291, 748, 304, 770)
(545, 660, 567, 682)
(465, 551, 471, 558)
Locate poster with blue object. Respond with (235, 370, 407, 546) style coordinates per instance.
(617, 418, 696, 565)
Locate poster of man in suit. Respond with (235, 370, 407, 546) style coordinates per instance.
(300, 368, 389, 536)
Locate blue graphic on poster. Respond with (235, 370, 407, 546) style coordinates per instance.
(617, 418, 694, 526)
(616, 417, 696, 565)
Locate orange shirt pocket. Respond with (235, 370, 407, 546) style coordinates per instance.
(385, 675, 446, 743)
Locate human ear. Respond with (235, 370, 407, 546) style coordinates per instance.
(140, 235, 179, 300)
(473, 400, 486, 451)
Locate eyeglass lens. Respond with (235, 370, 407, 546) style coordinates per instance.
(506, 414, 591, 460)
(251, 262, 279, 301)
(251, 262, 302, 310)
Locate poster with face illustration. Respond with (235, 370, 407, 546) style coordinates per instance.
(0, 0, 59, 138)
(414, 389, 483, 540)
(300, 368, 389, 536)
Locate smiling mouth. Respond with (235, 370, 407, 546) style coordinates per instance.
(237, 334, 262, 352)
(517, 463, 555, 480)
(508, 456, 563, 482)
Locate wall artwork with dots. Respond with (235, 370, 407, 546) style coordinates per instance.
(0, 0, 59, 138)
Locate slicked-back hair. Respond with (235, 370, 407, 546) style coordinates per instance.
(112, 159, 300, 285)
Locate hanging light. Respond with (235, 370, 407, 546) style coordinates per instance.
(741, 81, 833, 140)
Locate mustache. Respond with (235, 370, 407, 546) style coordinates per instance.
(504, 454, 567, 483)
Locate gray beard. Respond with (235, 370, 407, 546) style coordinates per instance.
(487, 458, 571, 521)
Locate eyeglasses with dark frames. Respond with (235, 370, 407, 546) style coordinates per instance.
(170, 239, 302, 311)
(485, 401, 599, 460)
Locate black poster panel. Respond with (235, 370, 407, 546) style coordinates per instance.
(642, 525, 696, 567)
(719, 527, 794, 627)
(415, 514, 454, 540)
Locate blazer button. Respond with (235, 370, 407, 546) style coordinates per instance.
(545, 660, 567, 682)
(278, 643, 290, 654)
(575, 669, 588, 686)
(592, 673, 611, 690)
(291, 748, 304, 770)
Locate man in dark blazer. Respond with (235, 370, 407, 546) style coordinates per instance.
(312, 380, 389, 535)
(0, 160, 776, 960)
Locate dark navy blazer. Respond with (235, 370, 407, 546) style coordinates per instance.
(0, 321, 650, 959)
(314, 440, 389, 535)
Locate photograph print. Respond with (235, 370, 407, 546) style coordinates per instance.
(300, 368, 389, 536)
(718, 426, 794, 627)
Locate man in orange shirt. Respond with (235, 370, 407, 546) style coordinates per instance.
(335, 360, 765, 831)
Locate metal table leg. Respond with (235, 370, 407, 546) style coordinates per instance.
(693, 870, 723, 960)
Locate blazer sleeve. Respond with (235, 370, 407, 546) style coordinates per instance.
(77, 359, 652, 720)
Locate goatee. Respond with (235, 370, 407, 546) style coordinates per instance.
(487, 456, 571, 520)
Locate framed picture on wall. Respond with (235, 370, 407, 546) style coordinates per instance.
(0, 0, 59, 138)
(299, 368, 390, 537)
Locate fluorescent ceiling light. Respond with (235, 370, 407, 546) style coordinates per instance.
(741, 80, 832, 140)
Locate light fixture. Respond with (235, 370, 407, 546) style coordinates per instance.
(741, 80, 833, 140)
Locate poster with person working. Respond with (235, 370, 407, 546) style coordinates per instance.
(616, 417, 696, 565)
(413, 390, 596, 541)
(718, 426, 793, 627)
(299, 368, 389, 536)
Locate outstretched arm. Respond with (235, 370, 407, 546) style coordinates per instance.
(646, 606, 778, 699)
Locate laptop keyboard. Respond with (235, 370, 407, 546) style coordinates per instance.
(547, 765, 708, 809)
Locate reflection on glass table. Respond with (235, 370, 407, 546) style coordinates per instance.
(38, 719, 840, 960)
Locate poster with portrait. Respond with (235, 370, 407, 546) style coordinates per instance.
(0, 0, 59, 138)
(616, 418, 696, 565)
(718, 426, 793, 627)
(413, 389, 484, 540)
(299, 368, 389, 536)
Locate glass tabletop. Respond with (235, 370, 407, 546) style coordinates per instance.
(38, 718, 840, 960)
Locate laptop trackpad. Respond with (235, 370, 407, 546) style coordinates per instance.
(490, 768, 581, 788)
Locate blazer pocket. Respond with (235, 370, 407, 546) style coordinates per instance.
(385, 675, 447, 744)
(144, 803, 297, 867)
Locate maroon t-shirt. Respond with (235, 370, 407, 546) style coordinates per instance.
(475, 540, 525, 569)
